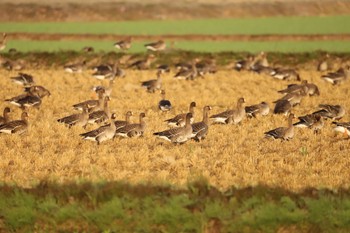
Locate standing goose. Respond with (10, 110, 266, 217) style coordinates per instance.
(273, 99, 292, 116)
(0, 107, 11, 126)
(165, 102, 196, 127)
(24, 85, 51, 99)
(191, 106, 212, 142)
(0, 112, 28, 135)
(87, 96, 110, 125)
(312, 104, 345, 121)
(11, 73, 35, 87)
(264, 113, 295, 140)
(115, 113, 146, 138)
(114, 37, 132, 51)
(234, 55, 254, 71)
(80, 113, 117, 145)
(64, 60, 86, 73)
(274, 86, 307, 107)
(293, 113, 324, 133)
(73, 89, 105, 111)
(210, 98, 246, 124)
(332, 122, 350, 138)
(321, 66, 350, 85)
(57, 106, 89, 129)
(91, 79, 114, 98)
(141, 70, 162, 93)
(114, 111, 133, 131)
(154, 113, 193, 144)
(158, 90, 172, 112)
(92, 61, 125, 80)
(0, 33, 7, 51)
(144, 40, 166, 52)
(5, 91, 42, 110)
(245, 101, 270, 118)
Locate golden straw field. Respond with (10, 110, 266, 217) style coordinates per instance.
(0, 63, 349, 192)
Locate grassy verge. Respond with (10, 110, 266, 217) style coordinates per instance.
(5, 40, 350, 53)
(1, 180, 350, 232)
(0, 15, 350, 35)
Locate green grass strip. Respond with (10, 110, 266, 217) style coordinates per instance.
(5, 40, 350, 53)
(1, 15, 350, 35)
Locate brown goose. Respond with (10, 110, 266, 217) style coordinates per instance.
(154, 113, 193, 144)
(317, 53, 330, 72)
(115, 113, 146, 138)
(24, 85, 51, 99)
(274, 86, 307, 107)
(114, 111, 133, 130)
(80, 113, 117, 145)
(158, 90, 172, 112)
(11, 73, 35, 87)
(0, 33, 7, 51)
(210, 98, 246, 124)
(141, 70, 162, 93)
(87, 96, 110, 125)
(144, 40, 166, 52)
(91, 79, 114, 98)
(64, 60, 86, 73)
(114, 37, 132, 51)
(245, 101, 270, 118)
(234, 55, 254, 71)
(273, 99, 292, 116)
(5, 92, 41, 110)
(294, 113, 324, 133)
(128, 54, 156, 70)
(0, 107, 11, 126)
(264, 113, 295, 140)
(174, 59, 198, 80)
(279, 80, 320, 96)
(92, 61, 125, 80)
(191, 106, 212, 142)
(321, 66, 350, 85)
(82, 46, 94, 53)
(73, 89, 105, 111)
(270, 68, 300, 81)
(165, 102, 196, 127)
(332, 122, 350, 138)
(0, 112, 28, 135)
(312, 104, 345, 121)
(57, 106, 89, 129)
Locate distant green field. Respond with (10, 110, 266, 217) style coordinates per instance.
(5, 40, 350, 53)
(1, 15, 350, 35)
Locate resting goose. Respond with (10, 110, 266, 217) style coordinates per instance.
(64, 60, 86, 73)
(57, 106, 89, 129)
(174, 59, 198, 80)
(157, 64, 171, 73)
(92, 79, 114, 98)
(210, 97, 246, 124)
(24, 85, 51, 99)
(0, 112, 28, 134)
(115, 113, 146, 138)
(191, 106, 212, 142)
(273, 100, 292, 116)
(321, 66, 350, 85)
(234, 55, 254, 71)
(5, 92, 41, 110)
(270, 68, 300, 81)
(80, 113, 117, 145)
(312, 104, 345, 121)
(0, 33, 7, 51)
(144, 40, 166, 52)
(128, 54, 156, 70)
(245, 101, 270, 118)
(294, 113, 324, 133)
(0, 107, 11, 126)
(158, 90, 172, 112)
(141, 70, 162, 93)
(274, 86, 307, 106)
(92, 61, 125, 80)
(11, 73, 35, 87)
(114, 37, 132, 51)
(154, 113, 193, 144)
(264, 113, 295, 140)
(165, 102, 196, 127)
(87, 96, 110, 125)
(73, 89, 105, 111)
(332, 122, 350, 138)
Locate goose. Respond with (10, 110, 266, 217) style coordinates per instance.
(91, 79, 114, 98)
(317, 53, 330, 72)
(174, 59, 198, 80)
(57, 106, 89, 129)
(115, 113, 146, 138)
(270, 68, 300, 81)
(92, 61, 125, 80)
(294, 113, 324, 133)
(210, 97, 246, 124)
(274, 86, 307, 107)
(312, 104, 345, 121)
(87, 96, 110, 125)
(273, 99, 292, 116)
(332, 122, 350, 138)
(252, 51, 269, 68)
(64, 60, 86, 73)
(24, 85, 51, 99)
(0, 107, 11, 126)
(82, 46, 94, 53)
(80, 113, 117, 145)
(158, 90, 172, 112)
(10, 73, 35, 87)
(157, 64, 171, 73)
(165, 102, 196, 127)
(2, 59, 25, 71)
(264, 113, 295, 140)
(141, 70, 162, 93)
(245, 101, 270, 118)
(114, 111, 133, 131)
(234, 55, 254, 71)
(191, 106, 212, 142)
(114, 37, 132, 51)
(0, 33, 7, 51)
(154, 113, 193, 144)
(73, 89, 105, 111)
(144, 40, 166, 52)
(278, 80, 320, 96)
(196, 58, 217, 76)
(5, 92, 41, 110)
(128, 54, 156, 70)
(321, 66, 350, 85)
(0, 112, 28, 135)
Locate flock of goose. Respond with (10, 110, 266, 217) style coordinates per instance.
(0, 35, 350, 145)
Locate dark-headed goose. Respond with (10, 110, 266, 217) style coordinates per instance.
(210, 98, 246, 124)
(115, 113, 146, 138)
(264, 113, 295, 140)
(191, 106, 212, 141)
(165, 102, 196, 127)
(158, 90, 172, 112)
(245, 101, 270, 118)
(154, 113, 193, 144)
(0, 112, 28, 135)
